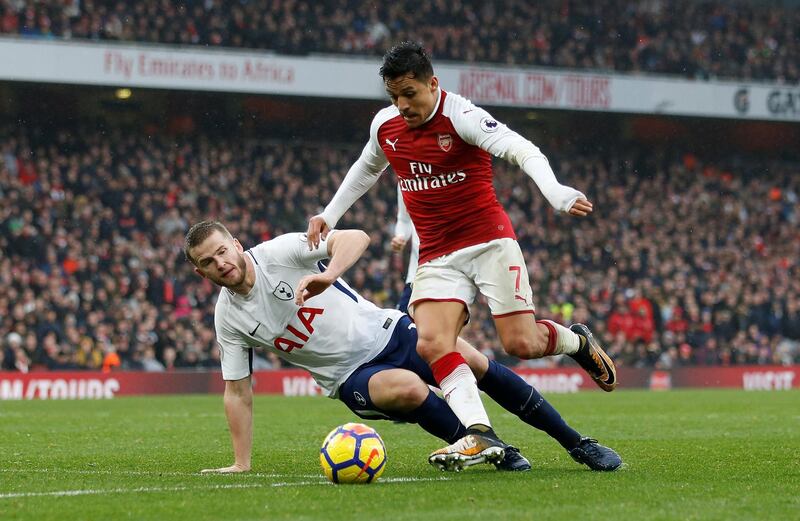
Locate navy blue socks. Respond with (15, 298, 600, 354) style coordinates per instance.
(478, 360, 581, 450)
(398, 390, 467, 444)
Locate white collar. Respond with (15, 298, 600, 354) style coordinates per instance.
(421, 88, 441, 125)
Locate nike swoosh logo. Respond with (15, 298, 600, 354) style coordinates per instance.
(588, 340, 616, 386)
(249, 323, 261, 336)
(589, 349, 609, 382)
(356, 447, 381, 479)
(598, 353, 616, 385)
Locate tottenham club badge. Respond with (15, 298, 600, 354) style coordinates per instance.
(437, 133, 452, 152)
(273, 281, 294, 301)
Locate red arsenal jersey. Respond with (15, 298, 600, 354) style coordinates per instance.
(373, 90, 516, 264)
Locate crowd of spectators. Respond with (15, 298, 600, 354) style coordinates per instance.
(0, 0, 798, 83)
(1, 123, 798, 373)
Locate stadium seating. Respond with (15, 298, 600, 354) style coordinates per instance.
(0, 0, 797, 83)
(1, 127, 798, 371)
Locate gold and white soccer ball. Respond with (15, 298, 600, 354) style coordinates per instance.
(319, 422, 387, 484)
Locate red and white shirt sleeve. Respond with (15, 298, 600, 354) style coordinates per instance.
(445, 93, 586, 213)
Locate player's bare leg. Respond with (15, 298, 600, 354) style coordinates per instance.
(412, 300, 505, 470)
(494, 313, 617, 391)
(493, 312, 550, 358)
(412, 300, 489, 427)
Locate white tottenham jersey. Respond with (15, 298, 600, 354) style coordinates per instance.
(214, 232, 404, 397)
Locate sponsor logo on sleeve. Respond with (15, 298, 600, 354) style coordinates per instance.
(480, 117, 499, 133)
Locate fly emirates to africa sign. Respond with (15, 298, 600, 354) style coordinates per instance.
(0, 38, 798, 120)
(102, 49, 293, 85)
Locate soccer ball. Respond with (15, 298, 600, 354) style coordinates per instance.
(319, 422, 387, 484)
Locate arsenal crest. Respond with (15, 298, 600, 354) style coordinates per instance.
(437, 133, 452, 152)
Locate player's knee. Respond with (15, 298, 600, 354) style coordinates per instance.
(391, 383, 429, 412)
(415, 334, 449, 364)
(369, 370, 428, 413)
(376, 378, 428, 413)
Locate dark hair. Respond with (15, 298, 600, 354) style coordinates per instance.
(184, 220, 232, 265)
(379, 41, 434, 81)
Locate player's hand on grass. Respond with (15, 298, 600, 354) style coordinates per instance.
(306, 215, 330, 250)
(568, 198, 593, 217)
(200, 463, 250, 474)
(390, 235, 408, 253)
(295, 273, 335, 305)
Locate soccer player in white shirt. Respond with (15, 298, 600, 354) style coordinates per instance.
(185, 221, 621, 473)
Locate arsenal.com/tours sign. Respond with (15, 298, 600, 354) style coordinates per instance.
(0, 366, 796, 400)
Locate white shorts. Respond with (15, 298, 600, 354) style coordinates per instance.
(408, 238, 536, 319)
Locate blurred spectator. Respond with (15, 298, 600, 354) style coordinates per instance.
(3, 332, 22, 370)
(607, 302, 634, 341)
(102, 348, 121, 373)
(162, 347, 177, 371)
(74, 336, 103, 370)
(140, 347, 166, 372)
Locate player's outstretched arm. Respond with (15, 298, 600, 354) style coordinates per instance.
(516, 154, 592, 215)
(295, 230, 370, 305)
(450, 101, 592, 216)
(306, 140, 388, 250)
(201, 376, 253, 473)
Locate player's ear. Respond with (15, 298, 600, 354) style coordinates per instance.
(193, 267, 207, 279)
(429, 75, 439, 92)
(233, 238, 244, 253)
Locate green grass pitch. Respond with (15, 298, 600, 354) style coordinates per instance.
(1, 389, 798, 520)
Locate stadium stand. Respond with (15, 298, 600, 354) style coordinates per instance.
(0, 0, 798, 83)
(1, 126, 798, 372)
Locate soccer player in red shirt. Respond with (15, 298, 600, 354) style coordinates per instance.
(307, 42, 617, 470)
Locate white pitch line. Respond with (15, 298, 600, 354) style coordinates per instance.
(0, 476, 453, 499)
(0, 468, 319, 479)
(0, 483, 263, 500)
(270, 480, 330, 487)
(269, 476, 452, 487)
(381, 476, 452, 483)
